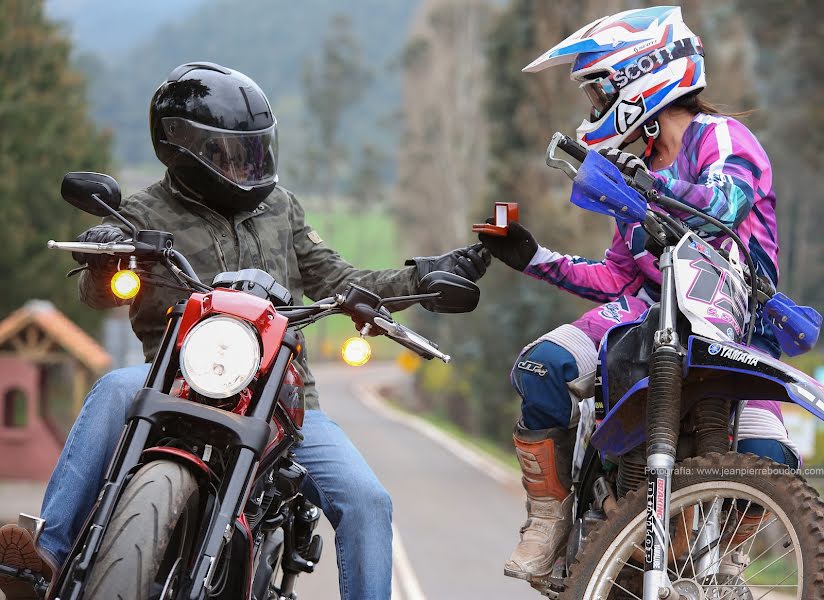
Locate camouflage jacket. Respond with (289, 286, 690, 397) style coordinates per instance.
(79, 173, 418, 408)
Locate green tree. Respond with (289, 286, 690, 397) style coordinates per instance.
(298, 13, 373, 196)
(401, 0, 615, 446)
(0, 0, 112, 331)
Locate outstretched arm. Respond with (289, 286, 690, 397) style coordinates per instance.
(480, 221, 644, 303)
(289, 192, 419, 301)
(524, 228, 645, 303)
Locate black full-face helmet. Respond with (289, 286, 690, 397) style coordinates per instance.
(150, 62, 278, 212)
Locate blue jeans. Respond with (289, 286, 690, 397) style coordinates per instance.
(39, 364, 392, 600)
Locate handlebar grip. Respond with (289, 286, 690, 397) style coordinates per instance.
(557, 134, 589, 164)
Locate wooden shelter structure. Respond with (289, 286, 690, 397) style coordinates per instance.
(0, 300, 111, 480)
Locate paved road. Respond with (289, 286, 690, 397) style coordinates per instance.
(0, 362, 801, 600)
(0, 362, 536, 600)
(297, 362, 536, 600)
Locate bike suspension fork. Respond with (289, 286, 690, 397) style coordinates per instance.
(645, 247, 683, 599)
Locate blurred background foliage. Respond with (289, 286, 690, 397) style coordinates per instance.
(0, 0, 111, 331)
(2, 0, 822, 449)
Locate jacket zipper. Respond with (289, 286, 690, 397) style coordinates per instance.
(247, 220, 269, 272)
(210, 229, 229, 271)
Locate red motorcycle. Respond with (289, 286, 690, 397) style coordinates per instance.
(11, 172, 478, 600)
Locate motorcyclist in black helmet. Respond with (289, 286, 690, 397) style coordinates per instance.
(0, 62, 489, 600)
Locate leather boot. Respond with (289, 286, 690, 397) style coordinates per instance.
(0, 524, 55, 600)
(504, 422, 575, 580)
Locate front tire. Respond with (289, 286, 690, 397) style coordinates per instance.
(561, 453, 824, 600)
(84, 460, 200, 600)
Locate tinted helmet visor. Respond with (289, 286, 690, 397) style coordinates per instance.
(162, 117, 277, 188)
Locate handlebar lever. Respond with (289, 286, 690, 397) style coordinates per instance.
(545, 132, 581, 180)
(373, 316, 451, 363)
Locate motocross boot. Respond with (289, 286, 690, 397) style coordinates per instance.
(0, 523, 55, 600)
(504, 422, 575, 580)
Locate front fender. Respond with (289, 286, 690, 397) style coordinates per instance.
(685, 336, 824, 420)
(589, 336, 824, 458)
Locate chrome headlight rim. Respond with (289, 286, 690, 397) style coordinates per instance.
(179, 315, 261, 399)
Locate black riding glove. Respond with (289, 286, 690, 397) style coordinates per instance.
(598, 147, 648, 178)
(405, 243, 491, 283)
(477, 220, 538, 272)
(71, 225, 127, 270)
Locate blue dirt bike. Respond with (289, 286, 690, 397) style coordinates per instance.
(530, 133, 824, 600)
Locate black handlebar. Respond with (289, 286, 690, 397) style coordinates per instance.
(556, 134, 589, 164)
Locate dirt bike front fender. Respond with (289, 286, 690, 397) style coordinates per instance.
(684, 335, 824, 420)
(589, 335, 824, 458)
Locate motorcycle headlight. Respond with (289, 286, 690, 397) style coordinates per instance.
(180, 316, 261, 399)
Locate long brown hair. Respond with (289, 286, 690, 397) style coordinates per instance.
(671, 91, 752, 119)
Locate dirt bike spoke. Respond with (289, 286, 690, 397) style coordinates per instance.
(735, 546, 795, 593)
(669, 533, 681, 579)
(616, 557, 645, 573)
(743, 509, 767, 557)
(744, 531, 789, 571)
(692, 497, 721, 580)
(606, 576, 643, 600)
(700, 513, 783, 600)
(751, 575, 799, 600)
(721, 499, 752, 558)
(712, 513, 779, 570)
(678, 503, 698, 579)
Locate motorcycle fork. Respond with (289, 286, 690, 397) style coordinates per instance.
(56, 306, 299, 600)
(644, 247, 683, 600)
(53, 309, 185, 599)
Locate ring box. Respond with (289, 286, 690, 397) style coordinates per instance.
(472, 202, 519, 236)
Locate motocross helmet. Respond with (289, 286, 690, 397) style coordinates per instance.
(523, 6, 705, 150)
(150, 62, 278, 212)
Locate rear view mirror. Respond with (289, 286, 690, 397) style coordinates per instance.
(418, 271, 480, 313)
(61, 172, 122, 217)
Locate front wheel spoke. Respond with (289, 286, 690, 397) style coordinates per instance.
(712, 515, 779, 571)
(744, 509, 767, 558)
(738, 547, 795, 588)
(745, 532, 790, 571)
(722, 499, 752, 558)
(678, 504, 698, 579)
(752, 569, 799, 600)
(606, 576, 643, 600)
(617, 557, 645, 574)
(693, 499, 722, 580)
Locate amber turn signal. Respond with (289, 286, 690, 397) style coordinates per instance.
(111, 269, 141, 300)
(341, 336, 371, 367)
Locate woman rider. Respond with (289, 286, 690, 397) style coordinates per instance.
(477, 6, 799, 582)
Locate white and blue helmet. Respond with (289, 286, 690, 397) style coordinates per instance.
(524, 6, 706, 150)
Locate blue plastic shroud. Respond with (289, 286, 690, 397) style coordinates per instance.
(571, 150, 648, 224)
(764, 292, 822, 356)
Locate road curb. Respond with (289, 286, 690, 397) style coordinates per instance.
(356, 383, 520, 488)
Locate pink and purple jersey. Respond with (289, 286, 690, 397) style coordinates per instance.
(526, 113, 780, 350)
